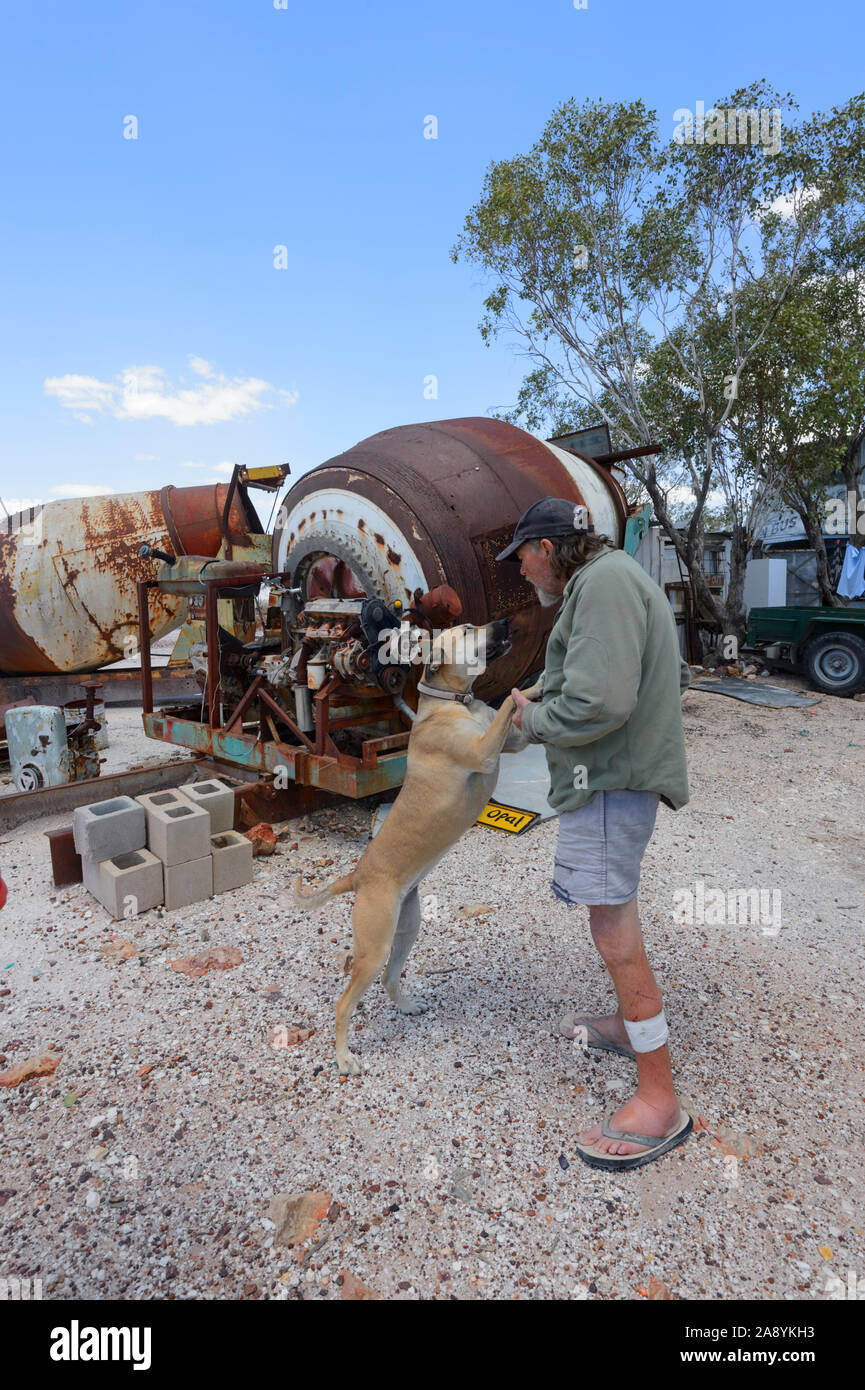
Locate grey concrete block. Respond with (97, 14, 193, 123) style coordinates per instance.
(73, 797, 146, 863)
(84, 849, 164, 919)
(135, 786, 191, 830)
(136, 789, 188, 810)
(210, 830, 254, 894)
(164, 854, 213, 911)
(182, 778, 235, 833)
(82, 852, 102, 899)
(138, 791, 211, 866)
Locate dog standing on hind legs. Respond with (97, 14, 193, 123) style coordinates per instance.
(290, 618, 537, 1075)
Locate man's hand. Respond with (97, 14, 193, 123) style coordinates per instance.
(511, 687, 530, 730)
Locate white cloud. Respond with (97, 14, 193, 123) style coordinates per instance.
(180, 460, 208, 469)
(758, 185, 820, 221)
(43, 374, 116, 417)
(45, 359, 295, 426)
(49, 483, 114, 498)
(135, 453, 158, 462)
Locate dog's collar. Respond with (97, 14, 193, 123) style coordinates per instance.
(416, 679, 473, 706)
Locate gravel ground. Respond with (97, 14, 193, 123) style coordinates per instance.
(0, 679, 862, 1301)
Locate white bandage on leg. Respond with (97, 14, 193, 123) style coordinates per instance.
(623, 1010, 669, 1053)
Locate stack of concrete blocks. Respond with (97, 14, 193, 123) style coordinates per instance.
(73, 796, 163, 920)
(75, 778, 253, 918)
(181, 778, 254, 896)
(136, 788, 214, 911)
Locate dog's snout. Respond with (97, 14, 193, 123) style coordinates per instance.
(494, 618, 510, 640)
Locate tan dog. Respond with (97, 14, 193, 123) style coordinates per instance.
(291, 619, 537, 1074)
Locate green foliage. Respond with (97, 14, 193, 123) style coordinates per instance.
(453, 82, 865, 630)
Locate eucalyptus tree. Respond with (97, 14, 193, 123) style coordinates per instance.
(453, 82, 865, 639)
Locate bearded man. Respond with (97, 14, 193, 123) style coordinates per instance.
(496, 498, 692, 1171)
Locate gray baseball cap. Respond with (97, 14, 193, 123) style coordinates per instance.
(495, 497, 594, 562)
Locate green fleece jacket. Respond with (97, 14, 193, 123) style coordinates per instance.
(521, 546, 690, 813)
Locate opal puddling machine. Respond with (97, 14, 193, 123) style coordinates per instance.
(136, 417, 643, 819)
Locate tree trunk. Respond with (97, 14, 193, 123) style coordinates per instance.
(786, 488, 844, 607)
(722, 523, 750, 645)
(803, 508, 843, 607)
(631, 456, 724, 638)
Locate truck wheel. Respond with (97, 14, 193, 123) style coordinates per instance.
(802, 631, 865, 695)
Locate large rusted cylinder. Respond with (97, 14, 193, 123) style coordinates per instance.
(272, 417, 628, 700)
(0, 483, 260, 676)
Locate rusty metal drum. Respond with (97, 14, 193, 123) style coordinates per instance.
(0, 483, 262, 676)
(272, 417, 628, 700)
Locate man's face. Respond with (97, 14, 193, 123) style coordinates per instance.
(518, 539, 567, 608)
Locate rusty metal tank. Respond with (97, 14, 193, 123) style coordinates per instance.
(272, 417, 629, 700)
(0, 483, 263, 676)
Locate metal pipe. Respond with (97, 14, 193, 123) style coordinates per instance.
(205, 580, 220, 730)
(294, 684, 313, 731)
(137, 580, 155, 715)
(152, 556, 265, 597)
(393, 693, 416, 723)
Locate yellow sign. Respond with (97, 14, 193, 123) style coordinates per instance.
(240, 464, 290, 490)
(476, 800, 539, 834)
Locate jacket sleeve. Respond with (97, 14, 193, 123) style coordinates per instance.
(522, 574, 647, 749)
(680, 658, 691, 693)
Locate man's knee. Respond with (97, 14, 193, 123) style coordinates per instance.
(589, 901, 642, 964)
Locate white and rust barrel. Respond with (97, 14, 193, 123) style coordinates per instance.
(0, 483, 264, 676)
(272, 416, 628, 700)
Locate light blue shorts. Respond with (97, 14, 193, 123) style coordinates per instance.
(552, 789, 660, 907)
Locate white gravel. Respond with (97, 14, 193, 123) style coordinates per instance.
(0, 679, 862, 1300)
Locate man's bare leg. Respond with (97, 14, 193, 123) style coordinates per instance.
(578, 898, 682, 1157)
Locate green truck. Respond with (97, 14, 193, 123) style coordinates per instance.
(746, 606, 865, 696)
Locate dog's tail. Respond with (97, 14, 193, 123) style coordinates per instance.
(290, 870, 357, 911)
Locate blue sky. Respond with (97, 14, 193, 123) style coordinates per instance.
(0, 0, 860, 511)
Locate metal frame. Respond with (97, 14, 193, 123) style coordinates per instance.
(137, 571, 410, 798)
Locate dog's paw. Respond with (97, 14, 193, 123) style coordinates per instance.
(396, 995, 429, 1016)
(337, 1052, 362, 1077)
